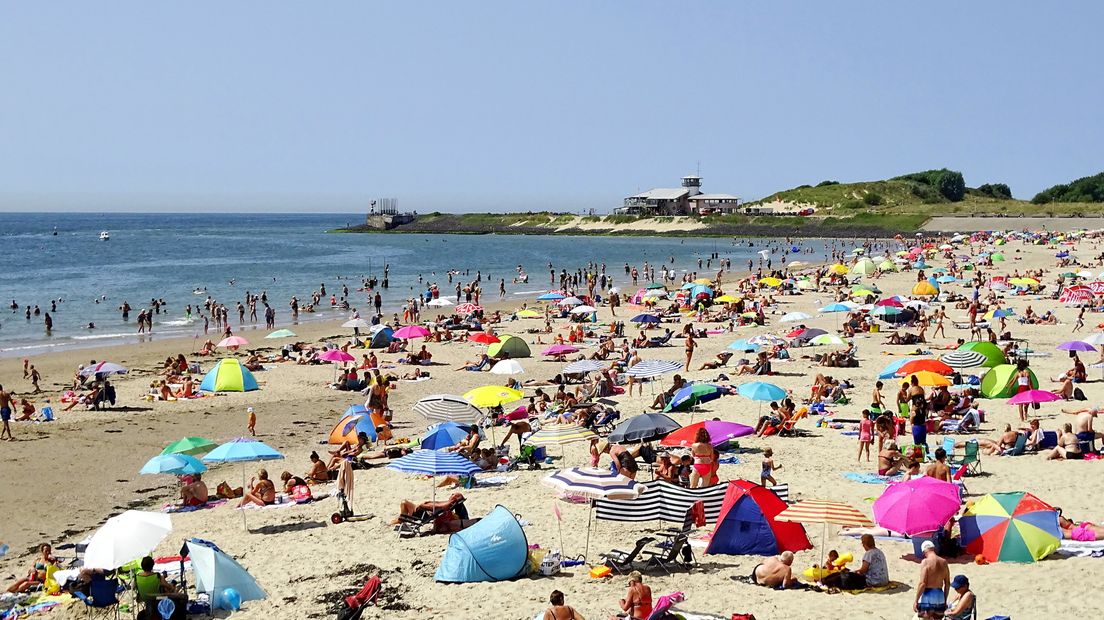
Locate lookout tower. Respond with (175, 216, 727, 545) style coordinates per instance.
(681, 175, 702, 197)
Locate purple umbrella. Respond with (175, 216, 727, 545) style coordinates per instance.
(1057, 341, 1096, 352)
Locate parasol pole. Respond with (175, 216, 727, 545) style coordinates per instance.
(241, 463, 248, 531)
(584, 500, 594, 562)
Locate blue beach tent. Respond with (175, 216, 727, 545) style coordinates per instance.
(435, 506, 529, 583)
(368, 327, 394, 349)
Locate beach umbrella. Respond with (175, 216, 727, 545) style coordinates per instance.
(570, 305, 597, 314)
(393, 325, 431, 340)
(203, 438, 284, 527)
(645, 282, 666, 290)
(516, 309, 541, 318)
(660, 420, 754, 447)
(960, 492, 1060, 563)
(342, 319, 372, 329)
(737, 381, 787, 402)
(161, 436, 217, 456)
(84, 511, 172, 570)
(607, 413, 681, 444)
(810, 334, 846, 346)
(958, 341, 1007, 367)
(758, 277, 782, 288)
(469, 332, 500, 345)
(664, 383, 725, 412)
(828, 264, 849, 275)
(877, 358, 910, 380)
(542, 467, 644, 559)
(264, 329, 296, 339)
(187, 538, 266, 610)
(329, 414, 378, 444)
(626, 360, 683, 378)
(536, 292, 565, 302)
(936, 275, 957, 284)
(897, 359, 954, 376)
(490, 359, 525, 375)
(217, 336, 249, 349)
(788, 327, 827, 341)
(851, 259, 877, 276)
(1006, 390, 1062, 406)
(421, 422, 471, 450)
(413, 394, 482, 424)
(940, 351, 988, 369)
(427, 298, 454, 307)
(874, 298, 903, 308)
(1082, 332, 1104, 346)
(870, 305, 903, 320)
(455, 303, 482, 314)
(463, 385, 524, 408)
(796, 279, 816, 290)
(525, 425, 599, 447)
(779, 311, 812, 323)
(878, 259, 897, 271)
(775, 499, 873, 569)
(140, 453, 207, 476)
(851, 288, 877, 299)
(316, 349, 356, 363)
(873, 477, 960, 536)
(564, 360, 604, 374)
(818, 303, 852, 314)
(1057, 340, 1096, 352)
(983, 308, 1016, 320)
(714, 295, 740, 303)
(912, 281, 938, 296)
(727, 339, 761, 352)
(747, 334, 786, 346)
(199, 359, 259, 392)
(630, 313, 661, 324)
(79, 361, 128, 377)
(388, 449, 482, 503)
(542, 344, 579, 356)
(905, 371, 952, 387)
(558, 297, 584, 306)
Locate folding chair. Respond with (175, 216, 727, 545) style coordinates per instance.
(600, 536, 656, 574)
(73, 574, 121, 619)
(641, 532, 695, 575)
(394, 498, 467, 538)
(949, 439, 981, 474)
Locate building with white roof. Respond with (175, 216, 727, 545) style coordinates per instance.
(617, 175, 739, 215)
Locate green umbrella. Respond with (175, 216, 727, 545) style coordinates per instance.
(161, 437, 217, 457)
(265, 329, 296, 339)
(991, 252, 1005, 262)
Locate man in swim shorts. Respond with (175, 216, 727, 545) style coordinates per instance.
(915, 540, 950, 618)
(752, 551, 796, 589)
(0, 384, 12, 441)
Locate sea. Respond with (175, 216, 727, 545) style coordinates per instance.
(0, 212, 836, 357)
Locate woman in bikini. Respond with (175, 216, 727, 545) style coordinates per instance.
(237, 469, 276, 507)
(305, 451, 330, 483)
(1057, 511, 1104, 541)
(543, 590, 585, 620)
(1014, 359, 1032, 422)
(689, 427, 713, 489)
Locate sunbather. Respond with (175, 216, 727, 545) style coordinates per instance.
(306, 451, 330, 483)
(610, 570, 652, 620)
(1046, 424, 1084, 460)
(5, 544, 55, 593)
(180, 473, 209, 507)
(752, 551, 797, 588)
(977, 424, 1019, 456)
(543, 590, 585, 620)
(392, 492, 471, 534)
(237, 469, 276, 507)
(1057, 511, 1104, 541)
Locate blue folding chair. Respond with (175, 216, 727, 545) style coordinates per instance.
(74, 575, 121, 619)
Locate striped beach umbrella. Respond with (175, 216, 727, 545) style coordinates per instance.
(626, 360, 683, 378)
(413, 394, 482, 424)
(80, 361, 128, 377)
(748, 334, 786, 346)
(775, 499, 873, 528)
(940, 350, 988, 369)
(542, 467, 643, 500)
(388, 449, 482, 477)
(960, 492, 1061, 563)
(564, 359, 604, 374)
(455, 303, 482, 314)
(525, 424, 598, 447)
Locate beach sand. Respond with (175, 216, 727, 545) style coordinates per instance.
(3, 237, 1102, 620)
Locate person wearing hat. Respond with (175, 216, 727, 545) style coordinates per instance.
(945, 575, 975, 620)
(914, 540, 950, 618)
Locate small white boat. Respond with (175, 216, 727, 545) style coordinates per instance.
(99, 231, 110, 241)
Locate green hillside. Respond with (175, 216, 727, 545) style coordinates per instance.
(1033, 172, 1104, 204)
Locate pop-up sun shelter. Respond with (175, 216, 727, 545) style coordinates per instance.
(706, 480, 811, 556)
(368, 326, 394, 349)
(199, 359, 259, 393)
(486, 335, 531, 359)
(981, 364, 1038, 398)
(187, 538, 266, 610)
(435, 506, 528, 583)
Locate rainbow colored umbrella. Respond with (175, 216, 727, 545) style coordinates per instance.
(960, 492, 1060, 563)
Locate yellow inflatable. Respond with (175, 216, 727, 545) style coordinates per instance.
(801, 552, 853, 580)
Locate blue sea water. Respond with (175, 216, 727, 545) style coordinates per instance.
(0, 212, 833, 356)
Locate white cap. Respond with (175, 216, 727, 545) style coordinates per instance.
(921, 541, 936, 553)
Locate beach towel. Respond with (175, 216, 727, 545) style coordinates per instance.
(840, 580, 907, 595)
(475, 475, 517, 487)
(716, 456, 741, 465)
(163, 499, 228, 513)
(1053, 540, 1104, 558)
(842, 472, 902, 484)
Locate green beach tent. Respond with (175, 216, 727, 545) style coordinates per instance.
(980, 364, 1038, 398)
(487, 335, 531, 359)
(957, 341, 1007, 368)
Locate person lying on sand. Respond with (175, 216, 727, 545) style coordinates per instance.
(976, 424, 1019, 456)
(752, 551, 797, 589)
(1057, 511, 1104, 541)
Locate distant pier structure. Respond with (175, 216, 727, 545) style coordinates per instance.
(364, 198, 416, 230)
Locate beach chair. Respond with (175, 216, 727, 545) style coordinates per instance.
(777, 409, 809, 437)
(74, 574, 121, 619)
(641, 531, 695, 575)
(591, 409, 621, 435)
(941, 436, 956, 459)
(949, 439, 981, 475)
(600, 536, 656, 574)
(1001, 432, 1028, 457)
(952, 463, 969, 495)
(394, 498, 467, 538)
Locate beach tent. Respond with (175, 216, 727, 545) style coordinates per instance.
(435, 506, 529, 583)
(199, 359, 258, 393)
(706, 481, 811, 556)
(328, 414, 378, 444)
(486, 335, 531, 359)
(980, 364, 1039, 398)
(368, 327, 394, 349)
(957, 341, 1007, 368)
(187, 538, 266, 610)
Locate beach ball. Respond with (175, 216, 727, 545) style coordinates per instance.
(157, 598, 176, 619)
(221, 588, 242, 611)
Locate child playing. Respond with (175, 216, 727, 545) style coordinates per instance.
(678, 454, 692, 487)
(857, 409, 873, 462)
(247, 407, 256, 436)
(761, 448, 780, 486)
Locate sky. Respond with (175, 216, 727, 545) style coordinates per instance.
(1, 2, 1102, 213)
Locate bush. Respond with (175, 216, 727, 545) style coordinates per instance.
(893, 168, 966, 201)
(976, 183, 1012, 199)
(795, 184, 812, 190)
(863, 192, 884, 206)
(842, 199, 865, 210)
(816, 180, 839, 187)
(1033, 173, 1104, 203)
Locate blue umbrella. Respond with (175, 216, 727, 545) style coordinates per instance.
(737, 381, 787, 402)
(1056, 251, 1070, 258)
(990, 308, 1016, 318)
(202, 438, 284, 463)
(877, 358, 910, 380)
(689, 285, 713, 298)
(630, 313, 661, 324)
(536, 292, 565, 301)
(819, 303, 852, 313)
(727, 339, 762, 352)
(936, 275, 957, 284)
(421, 422, 471, 450)
(140, 453, 207, 475)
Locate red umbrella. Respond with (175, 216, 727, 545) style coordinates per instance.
(897, 359, 954, 376)
(455, 303, 482, 314)
(469, 332, 500, 345)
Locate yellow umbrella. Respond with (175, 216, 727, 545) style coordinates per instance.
(516, 309, 541, 318)
(692, 278, 713, 285)
(463, 385, 524, 408)
(828, 264, 849, 275)
(1008, 277, 1038, 286)
(912, 281, 939, 296)
(905, 371, 952, 387)
(714, 294, 740, 303)
(759, 277, 783, 288)
(851, 288, 875, 298)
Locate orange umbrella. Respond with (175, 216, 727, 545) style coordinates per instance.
(468, 332, 500, 345)
(898, 359, 954, 376)
(905, 371, 952, 387)
(912, 282, 938, 296)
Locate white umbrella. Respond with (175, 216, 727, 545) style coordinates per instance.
(564, 360, 604, 374)
(558, 297, 584, 306)
(570, 305, 597, 314)
(342, 319, 372, 329)
(84, 510, 172, 569)
(780, 311, 812, 323)
(1082, 332, 1104, 346)
(490, 359, 525, 375)
(427, 298, 454, 307)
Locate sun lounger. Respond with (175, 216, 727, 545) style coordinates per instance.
(641, 531, 695, 575)
(394, 498, 468, 538)
(600, 536, 656, 574)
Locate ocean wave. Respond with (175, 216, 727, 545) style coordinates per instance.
(159, 318, 196, 326)
(70, 332, 138, 341)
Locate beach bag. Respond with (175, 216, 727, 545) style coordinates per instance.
(291, 485, 312, 504)
(1074, 387, 1087, 401)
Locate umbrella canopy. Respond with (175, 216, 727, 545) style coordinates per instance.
(748, 334, 787, 346)
(626, 360, 683, 378)
(79, 361, 128, 377)
(957, 341, 1007, 367)
(810, 334, 846, 346)
(516, 309, 542, 318)
(607, 413, 681, 443)
(84, 511, 172, 569)
(536, 292, 565, 301)
(140, 453, 207, 475)
(960, 492, 1061, 563)
(490, 359, 525, 375)
(469, 332, 501, 345)
(564, 359, 604, 374)
(827, 264, 849, 275)
(1057, 340, 1096, 352)
(630, 313, 661, 324)
(393, 325, 431, 340)
(161, 436, 217, 456)
(342, 319, 372, 329)
(727, 339, 761, 352)
(873, 477, 960, 535)
(264, 329, 296, 339)
(217, 336, 249, 348)
(413, 394, 482, 424)
(541, 467, 643, 500)
(905, 371, 952, 387)
(542, 344, 579, 356)
(455, 303, 483, 314)
(421, 422, 471, 450)
(737, 381, 787, 402)
(940, 350, 989, 369)
(202, 438, 284, 463)
(187, 538, 266, 609)
(570, 305, 597, 314)
(898, 359, 954, 376)
(463, 385, 524, 408)
(1006, 390, 1062, 406)
(388, 449, 482, 476)
(316, 349, 355, 363)
(660, 420, 754, 447)
(664, 383, 725, 412)
(779, 311, 812, 323)
(199, 359, 259, 392)
(426, 298, 454, 307)
(525, 424, 599, 447)
(1081, 332, 1104, 346)
(851, 259, 877, 275)
(877, 358, 910, 380)
(819, 303, 853, 313)
(558, 296, 584, 306)
(775, 499, 873, 528)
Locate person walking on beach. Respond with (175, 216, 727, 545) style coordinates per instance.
(0, 385, 13, 441)
(914, 541, 950, 618)
(29, 366, 41, 394)
(684, 329, 696, 370)
(247, 407, 256, 436)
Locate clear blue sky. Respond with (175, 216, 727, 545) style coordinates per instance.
(2, 2, 1101, 213)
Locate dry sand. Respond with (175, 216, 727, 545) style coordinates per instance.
(3, 238, 1103, 620)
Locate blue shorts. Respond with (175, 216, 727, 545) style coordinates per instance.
(0, 407, 9, 422)
(918, 587, 946, 613)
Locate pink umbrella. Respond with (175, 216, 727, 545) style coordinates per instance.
(392, 325, 431, 340)
(316, 349, 355, 363)
(542, 344, 579, 356)
(455, 303, 482, 315)
(217, 336, 249, 349)
(873, 476, 961, 535)
(1006, 389, 1062, 406)
(874, 298, 904, 308)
